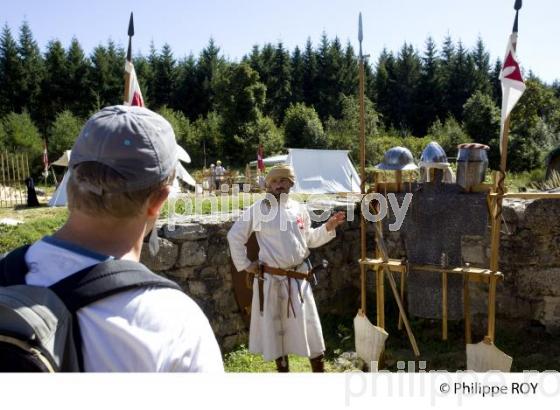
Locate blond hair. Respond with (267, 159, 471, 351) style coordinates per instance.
(67, 161, 175, 219)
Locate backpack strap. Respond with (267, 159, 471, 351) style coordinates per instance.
(49, 259, 182, 312)
(0, 245, 32, 286)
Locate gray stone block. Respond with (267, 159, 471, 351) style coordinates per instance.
(162, 223, 209, 241)
(140, 238, 178, 272)
(177, 241, 207, 267)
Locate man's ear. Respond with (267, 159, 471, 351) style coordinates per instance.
(147, 185, 171, 217)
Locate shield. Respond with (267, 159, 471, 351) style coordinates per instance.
(230, 233, 259, 329)
(466, 340, 513, 372)
(354, 311, 388, 371)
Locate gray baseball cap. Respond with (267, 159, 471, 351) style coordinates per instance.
(69, 105, 177, 193)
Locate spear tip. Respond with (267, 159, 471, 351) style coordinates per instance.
(358, 12, 363, 43)
(128, 12, 134, 37)
(512, 0, 521, 33)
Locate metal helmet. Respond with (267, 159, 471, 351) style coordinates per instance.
(376, 146, 418, 171)
(419, 141, 450, 169)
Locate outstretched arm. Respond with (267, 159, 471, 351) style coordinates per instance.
(304, 210, 345, 249)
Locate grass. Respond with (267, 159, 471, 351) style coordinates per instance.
(0, 205, 67, 254)
(224, 306, 560, 372)
(224, 345, 338, 372)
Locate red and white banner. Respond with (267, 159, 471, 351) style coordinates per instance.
(124, 60, 145, 107)
(42, 142, 49, 173)
(257, 144, 265, 172)
(499, 32, 526, 153)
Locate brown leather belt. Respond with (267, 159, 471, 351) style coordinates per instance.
(252, 264, 309, 318)
(262, 265, 310, 281)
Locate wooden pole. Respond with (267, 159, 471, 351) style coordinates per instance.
(464, 276, 472, 344)
(395, 170, 402, 192)
(398, 270, 405, 330)
(375, 218, 420, 356)
(487, 115, 512, 344)
(0, 152, 5, 207)
(358, 31, 367, 317)
(442, 271, 448, 341)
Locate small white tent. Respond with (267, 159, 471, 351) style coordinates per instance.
(286, 148, 361, 194)
(48, 147, 196, 207)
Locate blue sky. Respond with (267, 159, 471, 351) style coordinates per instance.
(3, 0, 559, 83)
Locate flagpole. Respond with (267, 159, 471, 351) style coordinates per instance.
(487, 0, 523, 344)
(124, 12, 134, 103)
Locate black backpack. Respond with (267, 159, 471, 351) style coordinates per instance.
(0, 245, 181, 372)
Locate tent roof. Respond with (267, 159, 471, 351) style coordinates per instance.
(51, 150, 71, 167)
(287, 148, 361, 194)
(249, 154, 287, 167)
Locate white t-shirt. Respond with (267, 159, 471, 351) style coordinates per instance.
(24, 236, 224, 372)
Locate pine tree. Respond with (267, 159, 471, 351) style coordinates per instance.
(39, 40, 68, 131)
(214, 63, 266, 165)
(152, 43, 176, 108)
(66, 37, 93, 117)
(105, 40, 125, 105)
(266, 42, 292, 122)
(373, 48, 396, 129)
(471, 37, 492, 96)
(195, 38, 224, 117)
(393, 43, 421, 134)
(341, 42, 358, 98)
(302, 38, 318, 107)
(447, 41, 477, 121)
(290, 46, 305, 104)
(417, 37, 443, 135)
(0, 24, 24, 115)
(172, 54, 198, 117)
(314, 34, 346, 121)
(17, 21, 44, 120)
(491, 58, 502, 105)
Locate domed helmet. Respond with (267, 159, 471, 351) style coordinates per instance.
(376, 146, 418, 171)
(419, 142, 450, 169)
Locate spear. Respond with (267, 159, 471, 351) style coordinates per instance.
(487, 0, 524, 349)
(124, 12, 134, 102)
(127, 12, 134, 62)
(358, 12, 366, 317)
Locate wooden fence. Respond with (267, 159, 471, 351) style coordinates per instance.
(0, 151, 30, 208)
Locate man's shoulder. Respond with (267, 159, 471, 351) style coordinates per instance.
(105, 285, 209, 330)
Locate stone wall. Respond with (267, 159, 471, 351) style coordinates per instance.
(140, 197, 560, 352)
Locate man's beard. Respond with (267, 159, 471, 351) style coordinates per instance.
(268, 187, 289, 200)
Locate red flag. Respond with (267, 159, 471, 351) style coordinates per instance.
(42, 142, 49, 173)
(499, 33, 526, 154)
(124, 60, 144, 107)
(257, 144, 265, 172)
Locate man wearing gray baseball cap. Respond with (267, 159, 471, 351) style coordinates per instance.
(21, 106, 223, 371)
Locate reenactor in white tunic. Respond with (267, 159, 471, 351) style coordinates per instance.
(227, 164, 345, 372)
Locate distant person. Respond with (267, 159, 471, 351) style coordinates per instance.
(25, 177, 40, 207)
(209, 163, 216, 192)
(215, 160, 225, 190)
(227, 164, 345, 372)
(1, 106, 223, 372)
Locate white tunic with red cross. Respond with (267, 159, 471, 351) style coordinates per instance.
(227, 197, 335, 361)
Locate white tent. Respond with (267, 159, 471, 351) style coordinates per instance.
(286, 148, 361, 194)
(48, 147, 195, 207)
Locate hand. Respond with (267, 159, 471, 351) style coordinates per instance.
(325, 211, 346, 232)
(245, 261, 260, 274)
